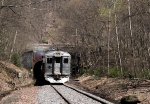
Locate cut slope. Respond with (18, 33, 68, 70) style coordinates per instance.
(0, 61, 32, 92)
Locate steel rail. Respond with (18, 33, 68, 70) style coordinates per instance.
(64, 84, 114, 104)
(51, 85, 71, 104)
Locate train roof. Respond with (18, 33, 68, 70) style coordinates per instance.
(45, 51, 71, 57)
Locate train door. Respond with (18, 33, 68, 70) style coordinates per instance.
(62, 57, 70, 75)
(45, 57, 53, 74)
(54, 57, 62, 75)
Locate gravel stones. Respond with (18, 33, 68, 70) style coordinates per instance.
(1, 85, 105, 104)
(53, 85, 102, 104)
(38, 85, 67, 104)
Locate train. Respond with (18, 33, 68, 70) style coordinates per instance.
(43, 51, 71, 83)
(22, 44, 80, 84)
(32, 49, 71, 84)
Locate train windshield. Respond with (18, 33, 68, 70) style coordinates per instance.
(64, 58, 68, 63)
(47, 58, 52, 63)
(55, 57, 61, 63)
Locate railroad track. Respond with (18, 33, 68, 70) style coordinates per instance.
(51, 85, 71, 104)
(51, 84, 114, 104)
(1, 84, 114, 104)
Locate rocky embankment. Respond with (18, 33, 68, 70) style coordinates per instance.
(0, 61, 33, 96)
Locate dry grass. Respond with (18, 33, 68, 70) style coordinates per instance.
(77, 75, 150, 104)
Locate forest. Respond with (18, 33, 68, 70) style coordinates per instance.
(0, 0, 150, 79)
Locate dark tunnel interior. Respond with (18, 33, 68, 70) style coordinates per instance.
(33, 61, 49, 86)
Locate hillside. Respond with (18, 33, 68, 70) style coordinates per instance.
(0, 61, 33, 92)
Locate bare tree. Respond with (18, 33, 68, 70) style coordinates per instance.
(113, 0, 123, 76)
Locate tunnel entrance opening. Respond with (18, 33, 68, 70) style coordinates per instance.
(71, 53, 80, 77)
(33, 61, 49, 86)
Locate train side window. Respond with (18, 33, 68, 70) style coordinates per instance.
(55, 57, 61, 63)
(64, 58, 68, 63)
(47, 58, 52, 63)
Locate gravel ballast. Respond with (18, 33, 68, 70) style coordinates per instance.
(38, 85, 68, 104)
(1, 85, 106, 104)
(53, 85, 102, 104)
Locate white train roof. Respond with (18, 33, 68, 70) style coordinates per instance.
(45, 51, 71, 57)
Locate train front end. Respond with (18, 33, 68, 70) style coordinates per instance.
(43, 51, 71, 83)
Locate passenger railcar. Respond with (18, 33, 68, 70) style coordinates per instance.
(43, 51, 71, 83)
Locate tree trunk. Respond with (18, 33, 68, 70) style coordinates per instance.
(9, 31, 18, 60)
(127, 0, 136, 78)
(114, 0, 123, 77)
(107, 10, 111, 75)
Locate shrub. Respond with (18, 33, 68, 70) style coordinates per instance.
(79, 68, 87, 75)
(109, 67, 121, 78)
(142, 69, 150, 79)
(11, 53, 22, 67)
(79, 68, 94, 75)
(94, 68, 103, 77)
(87, 69, 94, 75)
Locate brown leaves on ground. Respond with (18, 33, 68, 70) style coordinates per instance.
(77, 75, 150, 104)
